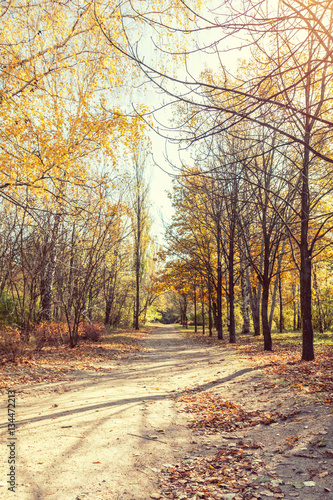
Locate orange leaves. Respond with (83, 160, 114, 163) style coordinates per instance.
(0, 323, 149, 390)
(285, 435, 299, 448)
(272, 354, 333, 399)
(183, 330, 333, 404)
(154, 263, 192, 295)
(176, 390, 299, 433)
(254, 343, 333, 400)
(159, 442, 267, 499)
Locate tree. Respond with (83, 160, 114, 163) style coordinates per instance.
(0, 1, 153, 345)
(129, 152, 152, 330)
(98, 0, 333, 360)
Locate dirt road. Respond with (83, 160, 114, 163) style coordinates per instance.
(0, 325, 251, 500)
(1, 325, 332, 500)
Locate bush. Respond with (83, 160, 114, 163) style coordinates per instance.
(33, 322, 67, 350)
(80, 323, 106, 342)
(0, 291, 16, 324)
(0, 325, 25, 362)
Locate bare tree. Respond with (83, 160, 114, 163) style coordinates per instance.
(97, 0, 333, 360)
(130, 152, 151, 330)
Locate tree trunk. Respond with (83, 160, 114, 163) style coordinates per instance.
(184, 294, 188, 328)
(240, 250, 250, 334)
(313, 266, 323, 334)
(269, 237, 287, 330)
(300, 126, 314, 361)
(292, 283, 297, 331)
(87, 288, 93, 322)
(216, 223, 223, 339)
(202, 299, 205, 335)
(208, 278, 213, 336)
(224, 269, 230, 333)
(201, 281, 205, 335)
(194, 281, 197, 333)
(261, 182, 272, 350)
(261, 279, 272, 350)
(228, 224, 236, 343)
(279, 274, 284, 333)
(300, 248, 313, 359)
(297, 286, 302, 330)
(261, 232, 272, 350)
(40, 214, 61, 321)
(104, 276, 115, 325)
(135, 236, 140, 330)
(249, 285, 261, 336)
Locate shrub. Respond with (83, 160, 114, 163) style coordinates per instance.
(33, 322, 67, 350)
(0, 291, 16, 324)
(0, 325, 25, 362)
(80, 323, 106, 342)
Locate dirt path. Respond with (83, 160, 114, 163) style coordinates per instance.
(0, 325, 332, 500)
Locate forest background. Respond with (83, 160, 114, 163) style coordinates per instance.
(0, 0, 333, 372)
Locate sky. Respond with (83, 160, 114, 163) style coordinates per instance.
(134, 0, 250, 246)
(148, 130, 178, 245)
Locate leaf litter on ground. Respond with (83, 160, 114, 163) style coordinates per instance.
(158, 442, 280, 499)
(0, 327, 149, 392)
(159, 328, 333, 499)
(180, 328, 333, 405)
(174, 391, 300, 433)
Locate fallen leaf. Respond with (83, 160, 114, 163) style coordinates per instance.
(271, 479, 283, 487)
(303, 481, 316, 487)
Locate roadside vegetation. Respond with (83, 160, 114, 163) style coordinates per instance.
(177, 326, 333, 405)
(0, 324, 149, 392)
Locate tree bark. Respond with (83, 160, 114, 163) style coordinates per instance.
(201, 279, 205, 335)
(261, 279, 272, 350)
(269, 237, 287, 330)
(228, 223, 236, 343)
(313, 266, 323, 334)
(292, 283, 297, 331)
(40, 214, 61, 321)
(105, 268, 116, 325)
(300, 124, 314, 360)
(216, 222, 223, 339)
(202, 297, 205, 335)
(240, 250, 250, 334)
(208, 277, 213, 336)
(194, 280, 197, 333)
(249, 285, 261, 336)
